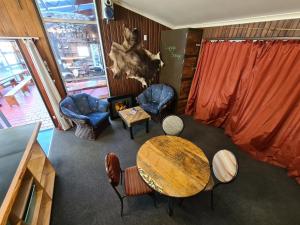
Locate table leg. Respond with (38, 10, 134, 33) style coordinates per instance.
(122, 120, 126, 129)
(168, 197, 174, 216)
(130, 126, 134, 139)
(0, 111, 11, 128)
(146, 119, 149, 133)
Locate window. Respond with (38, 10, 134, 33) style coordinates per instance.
(35, 0, 109, 98)
(0, 41, 27, 82)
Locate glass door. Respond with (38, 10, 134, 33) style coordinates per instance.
(0, 40, 54, 131)
(35, 0, 109, 98)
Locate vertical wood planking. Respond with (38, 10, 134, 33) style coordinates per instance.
(97, 4, 169, 96)
(0, 0, 66, 127)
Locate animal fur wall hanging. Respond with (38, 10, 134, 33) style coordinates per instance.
(109, 26, 164, 87)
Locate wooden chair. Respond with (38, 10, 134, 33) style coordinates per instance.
(105, 153, 155, 216)
(10, 79, 18, 87)
(162, 115, 184, 136)
(204, 149, 239, 210)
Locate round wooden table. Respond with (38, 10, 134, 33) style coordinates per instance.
(137, 135, 210, 215)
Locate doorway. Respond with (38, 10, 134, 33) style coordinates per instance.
(35, 0, 109, 99)
(0, 40, 54, 131)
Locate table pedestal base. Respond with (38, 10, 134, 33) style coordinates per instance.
(168, 197, 173, 216)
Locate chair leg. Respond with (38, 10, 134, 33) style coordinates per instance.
(211, 189, 214, 210)
(120, 198, 124, 216)
(112, 185, 125, 216)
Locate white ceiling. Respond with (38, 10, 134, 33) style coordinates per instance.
(115, 0, 300, 29)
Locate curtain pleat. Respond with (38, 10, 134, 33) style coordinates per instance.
(23, 39, 72, 131)
(186, 40, 300, 184)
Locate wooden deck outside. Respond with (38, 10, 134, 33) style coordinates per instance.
(0, 84, 53, 130)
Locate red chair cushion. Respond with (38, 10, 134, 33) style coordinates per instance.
(124, 166, 153, 196)
(105, 153, 121, 186)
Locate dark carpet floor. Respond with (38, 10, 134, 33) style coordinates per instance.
(49, 116, 300, 225)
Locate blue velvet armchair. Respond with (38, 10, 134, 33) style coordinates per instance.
(136, 84, 174, 119)
(60, 93, 110, 140)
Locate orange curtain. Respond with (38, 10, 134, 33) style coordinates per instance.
(186, 40, 300, 184)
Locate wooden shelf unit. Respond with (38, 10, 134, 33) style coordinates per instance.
(0, 123, 56, 225)
(40, 161, 56, 199)
(27, 144, 47, 183)
(36, 193, 52, 225)
(27, 189, 44, 225)
(11, 175, 34, 220)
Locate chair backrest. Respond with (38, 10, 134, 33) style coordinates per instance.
(105, 153, 121, 187)
(148, 84, 174, 103)
(212, 150, 238, 183)
(162, 115, 184, 136)
(60, 96, 81, 116)
(70, 93, 93, 115)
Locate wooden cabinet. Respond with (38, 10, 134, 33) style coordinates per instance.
(0, 123, 55, 225)
(160, 28, 203, 114)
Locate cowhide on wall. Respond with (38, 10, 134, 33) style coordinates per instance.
(109, 26, 163, 87)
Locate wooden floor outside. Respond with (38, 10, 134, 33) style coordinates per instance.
(0, 84, 53, 130)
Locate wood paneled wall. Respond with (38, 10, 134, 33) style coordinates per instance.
(0, 1, 168, 108)
(97, 3, 169, 96)
(0, 0, 66, 98)
(0, 0, 66, 127)
(203, 19, 300, 39)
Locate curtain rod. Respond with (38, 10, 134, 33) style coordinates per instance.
(0, 36, 39, 40)
(230, 27, 300, 31)
(204, 36, 300, 41)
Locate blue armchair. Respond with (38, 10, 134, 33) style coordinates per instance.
(60, 93, 110, 140)
(136, 84, 174, 118)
